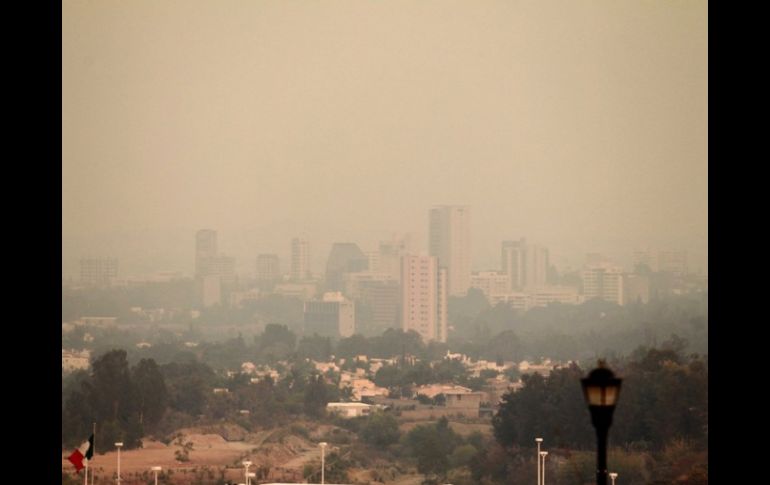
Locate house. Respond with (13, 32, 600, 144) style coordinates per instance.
(443, 389, 484, 417)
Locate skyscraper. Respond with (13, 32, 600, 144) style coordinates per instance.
(429, 205, 471, 296)
(325, 242, 368, 292)
(400, 254, 448, 343)
(291, 236, 310, 281)
(501, 239, 526, 290)
(195, 229, 217, 277)
(194, 229, 235, 284)
(501, 239, 549, 290)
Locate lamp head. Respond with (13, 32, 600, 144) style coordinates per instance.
(115, 442, 123, 447)
(581, 361, 622, 407)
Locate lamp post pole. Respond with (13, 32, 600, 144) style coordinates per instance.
(319, 442, 328, 484)
(114, 442, 123, 485)
(540, 451, 548, 485)
(609, 472, 618, 485)
(535, 438, 543, 485)
(242, 460, 252, 485)
(581, 362, 622, 485)
(151, 466, 161, 485)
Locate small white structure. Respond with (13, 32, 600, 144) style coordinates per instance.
(326, 402, 372, 418)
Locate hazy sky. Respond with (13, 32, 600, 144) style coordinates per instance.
(62, 0, 707, 278)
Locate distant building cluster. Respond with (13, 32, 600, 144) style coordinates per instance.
(70, 204, 705, 342)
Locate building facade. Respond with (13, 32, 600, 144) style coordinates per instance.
(400, 255, 448, 342)
(291, 236, 310, 281)
(429, 205, 471, 296)
(303, 291, 355, 338)
(582, 263, 624, 305)
(79, 258, 118, 286)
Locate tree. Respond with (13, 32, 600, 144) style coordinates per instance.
(359, 412, 400, 447)
(132, 358, 168, 430)
(303, 374, 329, 418)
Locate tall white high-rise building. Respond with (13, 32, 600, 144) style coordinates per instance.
(400, 255, 448, 343)
(429, 205, 471, 296)
(582, 263, 624, 305)
(291, 236, 310, 281)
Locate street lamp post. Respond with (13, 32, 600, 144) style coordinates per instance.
(242, 460, 252, 485)
(609, 472, 618, 485)
(581, 362, 622, 485)
(540, 451, 548, 485)
(151, 466, 161, 485)
(114, 442, 123, 485)
(319, 441, 328, 484)
(535, 438, 543, 485)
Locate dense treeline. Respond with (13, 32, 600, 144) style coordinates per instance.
(492, 339, 707, 451)
(61, 349, 341, 451)
(472, 341, 708, 485)
(63, 291, 707, 369)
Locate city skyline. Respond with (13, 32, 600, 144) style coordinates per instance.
(63, 1, 707, 279)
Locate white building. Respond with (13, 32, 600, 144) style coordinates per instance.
(429, 205, 471, 296)
(470, 271, 510, 303)
(326, 402, 373, 418)
(62, 349, 90, 373)
(582, 263, 624, 305)
(401, 255, 448, 342)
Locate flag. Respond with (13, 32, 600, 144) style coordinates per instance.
(68, 434, 94, 472)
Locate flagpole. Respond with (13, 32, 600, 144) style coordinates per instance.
(84, 461, 88, 485)
(91, 422, 96, 485)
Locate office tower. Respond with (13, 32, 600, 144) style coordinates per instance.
(501, 239, 526, 290)
(79, 258, 118, 286)
(401, 254, 448, 343)
(325, 242, 368, 292)
(429, 205, 471, 296)
(623, 273, 650, 304)
(291, 236, 310, 281)
(195, 229, 217, 277)
(470, 271, 511, 303)
(379, 234, 412, 283)
(524, 243, 549, 288)
(582, 263, 624, 305)
(501, 239, 549, 290)
(358, 280, 401, 332)
(256, 254, 280, 282)
(303, 292, 355, 338)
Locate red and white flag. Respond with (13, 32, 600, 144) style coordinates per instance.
(68, 434, 94, 472)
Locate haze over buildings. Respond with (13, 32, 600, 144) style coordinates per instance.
(62, 0, 707, 279)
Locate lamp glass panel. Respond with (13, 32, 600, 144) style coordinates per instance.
(586, 385, 604, 405)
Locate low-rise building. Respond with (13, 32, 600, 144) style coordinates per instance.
(326, 402, 373, 418)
